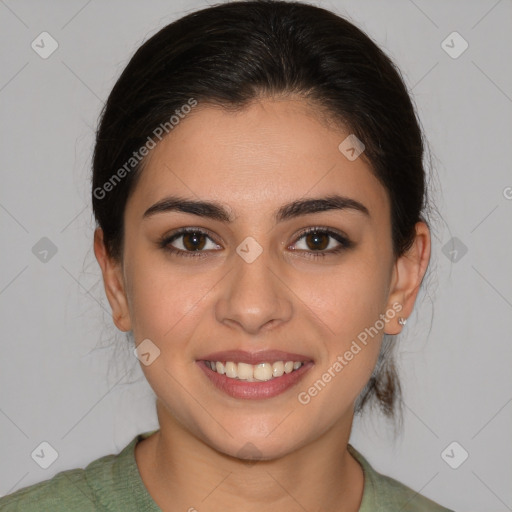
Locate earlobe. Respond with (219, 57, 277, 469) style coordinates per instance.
(93, 228, 132, 332)
(384, 221, 431, 335)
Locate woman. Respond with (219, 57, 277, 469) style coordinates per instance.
(0, 1, 454, 510)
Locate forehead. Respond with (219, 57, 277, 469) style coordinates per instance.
(127, 98, 389, 220)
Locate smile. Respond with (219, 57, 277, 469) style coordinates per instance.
(197, 350, 314, 400)
(205, 360, 304, 382)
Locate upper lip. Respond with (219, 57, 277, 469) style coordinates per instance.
(199, 350, 313, 365)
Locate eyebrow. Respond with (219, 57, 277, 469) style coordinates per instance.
(142, 194, 370, 223)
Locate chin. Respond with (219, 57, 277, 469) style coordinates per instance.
(199, 422, 311, 463)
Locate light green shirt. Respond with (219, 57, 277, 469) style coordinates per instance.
(0, 430, 454, 511)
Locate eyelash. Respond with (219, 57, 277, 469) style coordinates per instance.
(158, 226, 354, 260)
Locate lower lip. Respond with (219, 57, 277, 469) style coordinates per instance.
(196, 360, 314, 400)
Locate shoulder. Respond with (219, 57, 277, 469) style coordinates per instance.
(0, 466, 100, 511)
(348, 444, 455, 512)
(370, 472, 454, 511)
(0, 432, 156, 512)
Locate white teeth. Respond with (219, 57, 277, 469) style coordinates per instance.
(284, 361, 294, 373)
(206, 360, 304, 381)
(254, 363, 273, 381)
(237, 362, 254, 381)
(272, 361, 284, 377)
(225, 361, 237, 378)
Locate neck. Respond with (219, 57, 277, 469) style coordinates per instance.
(135, 400, 364, 512)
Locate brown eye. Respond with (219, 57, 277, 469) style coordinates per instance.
(159, 228, 221, 258)
(291, 227, 354, 259)
(303, 231, 329, 251)
(181, 231, 208, 251)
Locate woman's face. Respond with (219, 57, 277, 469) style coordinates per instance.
(98, 97, 426, 459)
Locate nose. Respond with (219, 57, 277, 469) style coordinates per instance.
(215, 246, 293, 335)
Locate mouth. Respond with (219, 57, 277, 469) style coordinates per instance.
(197, 350, 314, 400)
(204, 359, 305, 381)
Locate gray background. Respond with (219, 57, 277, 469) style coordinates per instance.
(0, 0, 511, 510)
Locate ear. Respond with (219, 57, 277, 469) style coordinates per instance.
(93, 227, 132, 332)
(384, 221, 431, 335)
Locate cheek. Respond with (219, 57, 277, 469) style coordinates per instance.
(293, 266, 388, 417)
(126, 256, 220, 347)
(125, 254, 183, 338)
(292, 258, 391, 342)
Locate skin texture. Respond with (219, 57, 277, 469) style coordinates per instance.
(94, 97, 431, 512)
